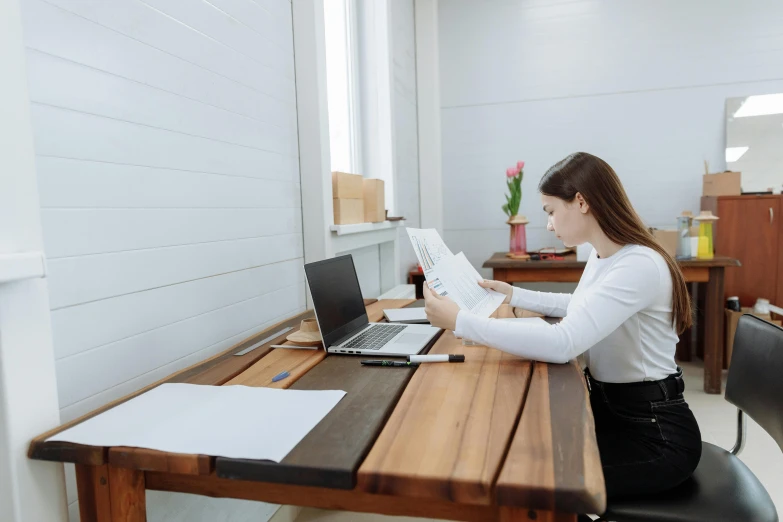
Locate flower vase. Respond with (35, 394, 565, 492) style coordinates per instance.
(507, 215, 529, 256)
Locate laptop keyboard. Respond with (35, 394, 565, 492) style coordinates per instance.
(343, 324, 407, 351)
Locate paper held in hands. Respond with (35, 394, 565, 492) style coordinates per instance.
(406, 228, 505, 318)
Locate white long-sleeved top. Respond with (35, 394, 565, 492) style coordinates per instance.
(455, 245, 679, 382)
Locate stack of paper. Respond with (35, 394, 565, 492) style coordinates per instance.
(406, 228, 506, 318)
(47, 383, 346, 462)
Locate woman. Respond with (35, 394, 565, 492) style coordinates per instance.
(423, 152, 702, 506)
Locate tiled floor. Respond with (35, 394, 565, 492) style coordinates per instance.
(296, 361, 783, 522)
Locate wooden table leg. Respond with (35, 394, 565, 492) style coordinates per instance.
(703, 267, 725, 394)
(75, 463, 146, 522)
(109, 466, 147, 521)
(499, 507, 577, 521)
(76, 464, 112, 522)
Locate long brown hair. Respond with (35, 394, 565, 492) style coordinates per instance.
(539, 152, 692, 334)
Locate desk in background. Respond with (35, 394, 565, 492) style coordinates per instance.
(29, 300, 605, 522)
(483, 253, 741, 394)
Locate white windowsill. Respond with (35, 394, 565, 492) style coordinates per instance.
(329, 220, 405, 236)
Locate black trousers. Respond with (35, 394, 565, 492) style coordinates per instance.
(587, 368, 702, 503)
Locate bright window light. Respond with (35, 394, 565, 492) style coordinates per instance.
(734, 93, 783, 118)
(726, 146, 749, 163)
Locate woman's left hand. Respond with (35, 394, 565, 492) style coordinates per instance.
(423, 282, 461, 331)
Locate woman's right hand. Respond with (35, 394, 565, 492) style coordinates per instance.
(478, 279, 513, 304)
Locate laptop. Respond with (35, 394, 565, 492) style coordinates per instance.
(304, 255, 441, 356)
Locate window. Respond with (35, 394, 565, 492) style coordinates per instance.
(324, 0, 361, 174)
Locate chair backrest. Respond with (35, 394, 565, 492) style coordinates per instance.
(725, 314, 783, 452)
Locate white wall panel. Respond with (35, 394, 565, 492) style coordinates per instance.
(51, 259, 303, 360)
(57, 282, 305, 407)
(439, 0, 783, 274)
(22, 0, 302, 519)
(36, 158, 301, 209)
(31, 105, 294, 181)
(39, 0, 296, 103)
(26, 51, 298, 155)
(41, 208, 301, 258)
(22, 1, 294, 129)
(47, 234, 303, 309)
(391, 0, 421, 281)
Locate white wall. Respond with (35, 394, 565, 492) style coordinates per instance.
(438, 0, 783, 277)
(20, 0, 303, 519)
(0, 1, 67, 520)
(391, 0, 422, 282)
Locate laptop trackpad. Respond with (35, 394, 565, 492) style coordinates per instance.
(393, 333, 429, 346)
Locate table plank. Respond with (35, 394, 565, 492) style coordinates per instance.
(216, 300, 439, 489)
(217, 347, 430, 488)
(147, 470, 501, 522)
(495, 362, 605, 515)
(224, 346, 326, 388)
(356, 305, 534, 505)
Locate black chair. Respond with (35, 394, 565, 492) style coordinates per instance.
(600, 314, 781, 522)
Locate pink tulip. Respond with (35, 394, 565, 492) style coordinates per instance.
(506, 167, 516, 178)
(517, 161, 525, 170)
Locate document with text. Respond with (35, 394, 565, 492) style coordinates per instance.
(406, 228, 504, 318)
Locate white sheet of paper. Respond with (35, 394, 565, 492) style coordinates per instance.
(429, 252, 506, 318)
(47, 384, 346, 462)
(406, 227, 454, 277)
(383, 307, 428, 322)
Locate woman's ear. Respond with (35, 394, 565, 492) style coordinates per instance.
(575, 192, 590, 214)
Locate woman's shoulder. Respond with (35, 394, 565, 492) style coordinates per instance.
(619, 244, 669, 276)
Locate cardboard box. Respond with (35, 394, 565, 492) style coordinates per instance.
(725, 308, 782, 367)
(333, 198, 364, 225)
(332, 171, 363, 199)
(703, 171, 741, 197)
(363, 178, 385, 223)
(651, 228, 678, 257)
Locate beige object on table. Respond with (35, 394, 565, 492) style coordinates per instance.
(363, 178, 385, 223)
(286, 318, 323, 346)
(333, 171, 365, 224)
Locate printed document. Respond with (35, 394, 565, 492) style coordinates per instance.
(406, 228, 505, 318)
(47, 384, 346, 462)
(428, 252, 506, 317)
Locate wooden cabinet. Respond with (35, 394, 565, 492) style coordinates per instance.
(702, 195, 783, 307)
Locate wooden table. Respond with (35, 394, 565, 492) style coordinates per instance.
(29, 300, 605, 522)
(483, 253, 741, 394)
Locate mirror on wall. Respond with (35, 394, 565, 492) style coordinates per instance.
(725, 93, 783, 194)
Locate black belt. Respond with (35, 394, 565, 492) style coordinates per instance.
(585, 367, 685, 403)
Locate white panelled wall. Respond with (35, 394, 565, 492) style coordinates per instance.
(20, 0, 303, 520)
(391, 0, 422, 283)
(438, 0, 783, 278)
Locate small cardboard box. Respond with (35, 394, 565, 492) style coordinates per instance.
(363, 178, 385, 223)
(703, 171, 741, 197)
(725, 308, 782, 367)
(332, 171, 363, 199)
(333, 198, 364, 225)
(651, 228, 678, 257)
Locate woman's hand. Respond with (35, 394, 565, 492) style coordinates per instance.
(478, 279, 513, 304)
(423, 282, 461, 331)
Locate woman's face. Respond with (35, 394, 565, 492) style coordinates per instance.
(540, 193, 590, 247)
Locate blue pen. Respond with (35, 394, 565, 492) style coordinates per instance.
(272, 370, 290, 383)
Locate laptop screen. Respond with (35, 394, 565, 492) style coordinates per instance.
(304, 255, 369, 348)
